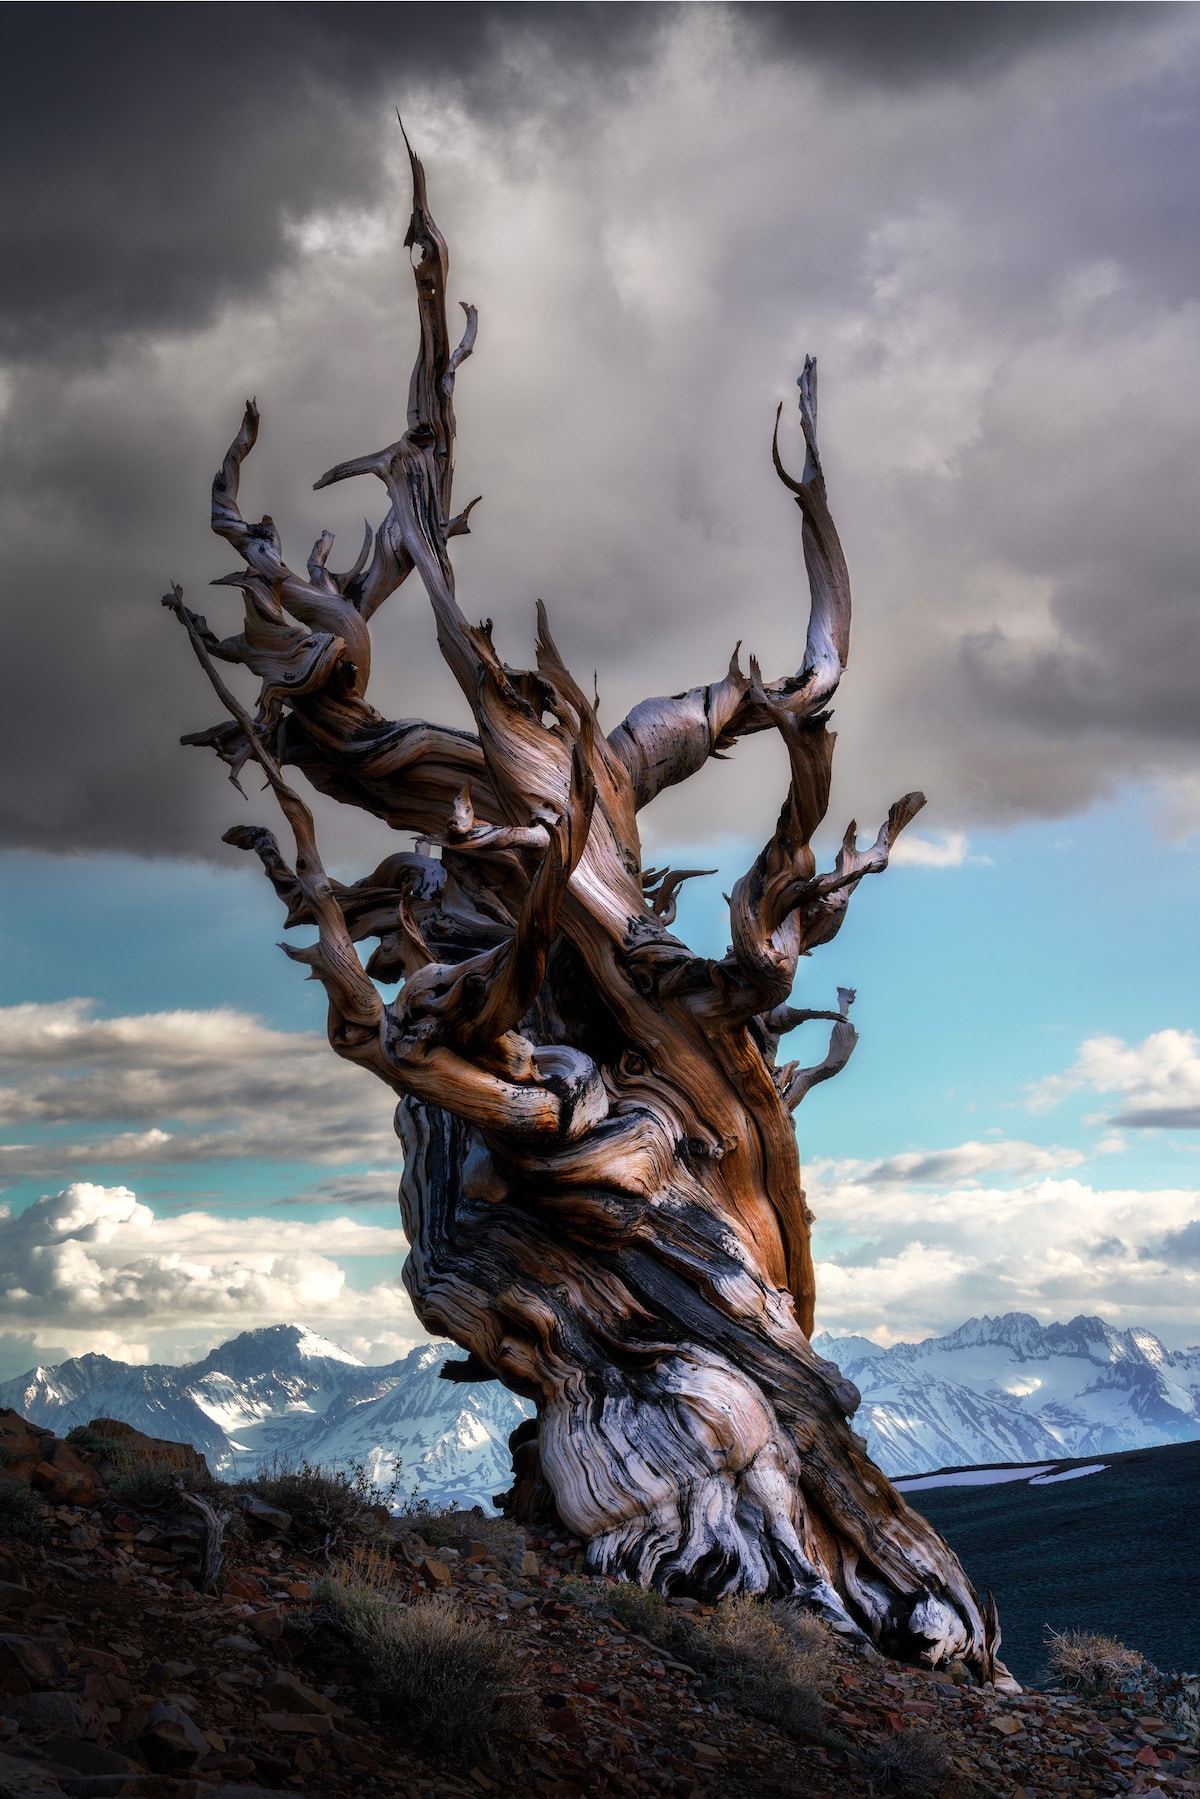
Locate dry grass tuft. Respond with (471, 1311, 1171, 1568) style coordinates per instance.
(607, 1587, 827, 1737)
(701, 1595, 825, 1735)
(775, 1600, 836, 1657)
(860, 1729, 966, 1796)
(1044, 1626, 1145, 1694)
(393, 1501, 519, 1559)
(317, 1559, 531, 1762)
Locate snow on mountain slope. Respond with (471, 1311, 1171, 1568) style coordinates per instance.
(814, 1313, 1200, 1476)
(302, 1345, 532, 1511)
(3, 1313, 1195, 1499)
(0, 1324, 530, 1510)
(0, 1352, 230, 1463)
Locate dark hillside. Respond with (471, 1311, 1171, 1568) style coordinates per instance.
(911, 1440, 1200, 1684)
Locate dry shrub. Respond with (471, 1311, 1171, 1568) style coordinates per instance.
(1044, 1627, 1144, 1695)
(245, 1455, 388, 1547)
(607, 1587, 826, 1737)
(394, 1501, 518, 1560)
(318, 1560, 530, 1762)
(860, 1730, 965, 1796)
(775, 1600, 835, 1657)
(0, 1479, 45, 1541)
(699, 1595, 824, 1735)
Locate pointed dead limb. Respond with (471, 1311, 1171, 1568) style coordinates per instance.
(610, 357, 851, 808)
(780, 987, 859, 1110)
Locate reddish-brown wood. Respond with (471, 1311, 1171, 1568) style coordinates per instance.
(167, 136, 1014, 1686)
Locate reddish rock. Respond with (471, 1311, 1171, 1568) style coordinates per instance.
(543, 1705, 586, 1740)
(261, 1669, 334, 1715)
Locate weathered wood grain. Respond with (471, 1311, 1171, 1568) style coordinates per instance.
(165, 132, 1015, 1688)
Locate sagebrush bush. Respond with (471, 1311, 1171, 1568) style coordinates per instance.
(0, 1480, 45, 1541)
(607, 1587, 826, 1737)
(1044, 1626, 1144, 1694)
(109, 1459, 182, 1506)
(246, 1456, 390, 1545)
(318, 1559, 530, 1762)
(699, 1595, 824, 1735)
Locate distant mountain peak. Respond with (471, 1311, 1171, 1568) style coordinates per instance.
(190, 1322, 364, 1376)
(1, 1314, 1194, 1497)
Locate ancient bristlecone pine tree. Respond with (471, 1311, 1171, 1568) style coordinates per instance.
(167, 141, 1013, 1684)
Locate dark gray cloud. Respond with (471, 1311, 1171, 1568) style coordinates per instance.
(2, 2, 1200, 864)
(748, 3, 1153, 86)
(1154, 1218, 1200, 1264)
(1, 3, 666, 362)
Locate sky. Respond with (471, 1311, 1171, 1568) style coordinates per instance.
(0, 2, 1197, 1375)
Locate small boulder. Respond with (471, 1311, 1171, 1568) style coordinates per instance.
(0, 1748, 64, 1796)
(261, 1671, 334, 1717)
(36, 1736, 140, 1775)
(139, 1700, 208, 1773)
(233, 1494, 291, 1532)
(3, 1689, 106, 1741)
(0, 1635, 69, 1689)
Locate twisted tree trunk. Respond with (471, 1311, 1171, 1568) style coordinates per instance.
(166, 133, 1014, 1686)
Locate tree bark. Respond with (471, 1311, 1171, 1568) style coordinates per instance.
(166, 131, 1015, 1687)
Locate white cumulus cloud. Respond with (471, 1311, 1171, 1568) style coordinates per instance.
(809, 1156, 1198, 1347)
(1026, 1028, 1200, 1128)
(0, 1181, 420, 1367)
(888, 831, 990, 869)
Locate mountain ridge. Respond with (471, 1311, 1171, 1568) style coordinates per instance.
(3, 1312, 1196, 1502)
(813, 1310, 1200, 1476)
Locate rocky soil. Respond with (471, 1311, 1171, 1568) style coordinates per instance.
(1, 1405, 1197, 1799)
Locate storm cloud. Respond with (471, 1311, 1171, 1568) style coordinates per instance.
(3, 2, 1199, 868)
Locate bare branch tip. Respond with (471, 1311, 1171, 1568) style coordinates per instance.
(771, 405, 804, 496)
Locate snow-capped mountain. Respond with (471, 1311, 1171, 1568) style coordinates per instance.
(3, 1313, 1196, 1499)
(0, 1324, 531, 1511)
(814, 1313, 1200, 1477)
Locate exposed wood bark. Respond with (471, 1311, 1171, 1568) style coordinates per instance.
(179, 1490, 228, 1595)
(165, 133, 1015, 1688)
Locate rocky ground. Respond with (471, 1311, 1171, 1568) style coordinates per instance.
(1, 1405, 1197, 1799)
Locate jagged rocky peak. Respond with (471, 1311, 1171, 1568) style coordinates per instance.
(937, 1313, 1052, 1357)
(816, 1311, 1200, 1476)
(2, 1314, 1195, 1497)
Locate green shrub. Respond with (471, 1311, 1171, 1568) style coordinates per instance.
(607, 1583, 694, 1656)
(245, 1455, 393, 1545)
(109, 1459, 181, 1506)
(0, 1480, 45, 1541)
(392, 1497, 465, 1548)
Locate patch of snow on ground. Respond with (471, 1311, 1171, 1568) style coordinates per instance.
(894, 1466, 1054, 1492)
(1027, 1463, 1109, 1485)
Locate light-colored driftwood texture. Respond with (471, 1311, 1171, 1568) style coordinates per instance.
(166, 135, 1015, 1687)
